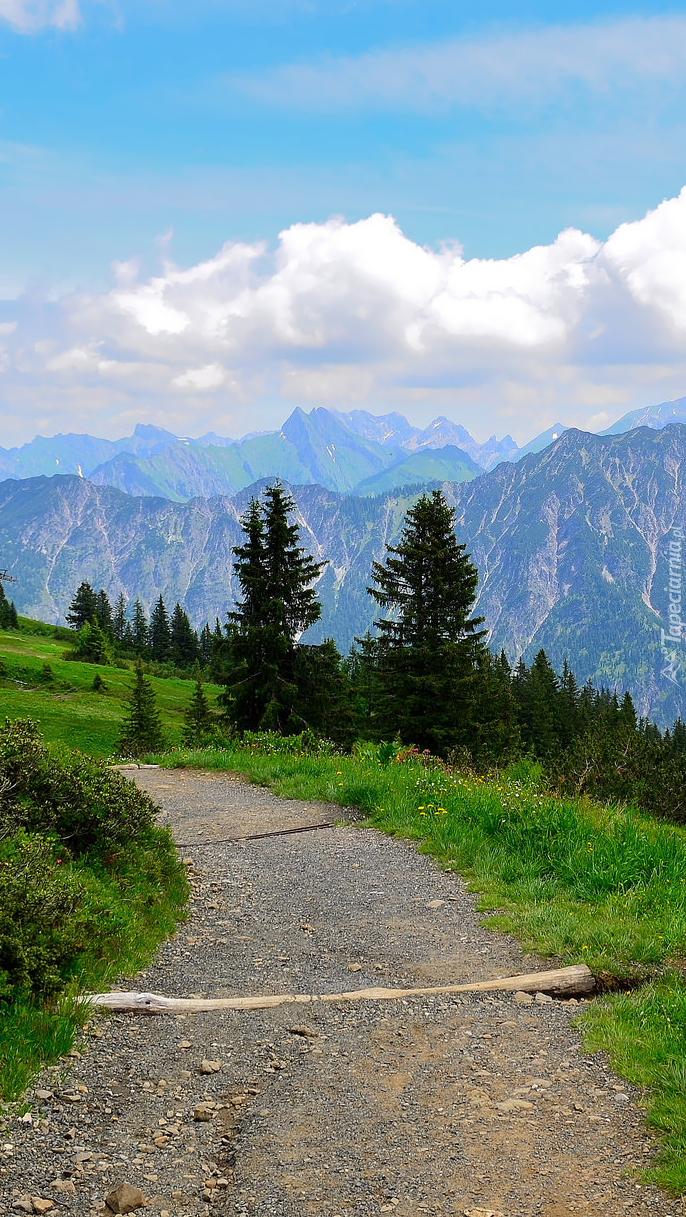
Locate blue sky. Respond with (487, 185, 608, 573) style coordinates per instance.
(1, 0, 686, 443)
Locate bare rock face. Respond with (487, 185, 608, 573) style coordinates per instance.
(104, 1182, 147, 1213)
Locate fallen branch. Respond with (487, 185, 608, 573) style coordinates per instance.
(86, 963, 594, 1014)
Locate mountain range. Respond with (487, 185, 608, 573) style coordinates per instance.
(3, 393, 685, 504)
(0, 407, 517, 499)
(1, 421, 685, 726)
(5, 393, 683, 504)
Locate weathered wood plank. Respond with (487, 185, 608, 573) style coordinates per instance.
(86, 964, 594, 1014)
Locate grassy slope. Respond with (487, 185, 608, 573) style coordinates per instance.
(152, 744, 686, 1194)
(0, 627, 220, 756)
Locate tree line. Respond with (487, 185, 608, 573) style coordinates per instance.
(210, 483, 686, 821)
(66, 582, 220, 670)
(60, 482, 686, 821)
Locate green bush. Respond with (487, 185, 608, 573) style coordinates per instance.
(0, 717, 158, 856)
(0, 832, 91, 999)
(548, 726, 686, 823)
(0, 718, 187, 1091)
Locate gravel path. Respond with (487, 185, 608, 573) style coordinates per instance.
(1, 768, 682, 1217)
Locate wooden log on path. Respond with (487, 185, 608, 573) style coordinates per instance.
(86, 963, 594, 1015)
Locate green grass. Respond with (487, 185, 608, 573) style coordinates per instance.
(151, 742, 686, 1194)
(0, 627, 220, 756)
(0, 998, 79, 1103)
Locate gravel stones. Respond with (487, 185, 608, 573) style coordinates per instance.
(0, 768, 680, 1217)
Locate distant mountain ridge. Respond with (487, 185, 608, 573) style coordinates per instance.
(2, 393, 685, 503)
(2, 423, 686, 725)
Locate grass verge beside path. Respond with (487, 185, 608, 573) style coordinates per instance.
(152, 743, 686, 1194)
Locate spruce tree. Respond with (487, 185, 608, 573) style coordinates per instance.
(95, 589, 113, 636)
(198, 622, 215, 665)
(472, 649, 520, 762)
(73, 619, 111, 664)
(0, 582, 10, 629)
(219, 484, 325, 732)
(367, 489, 486, 754)
(292, 638, 355, 744)
(116, 660, 165, 757)
(112, 593, 128, 644)
(515, 650, 563, 757)
(149, 595, 171, 661)
(182, 665, 215, 745)
(66, 581, 98, 630)
(131, 599, 150, 656)
(170, 603, 198, 667)
(618, 690, 637, 730)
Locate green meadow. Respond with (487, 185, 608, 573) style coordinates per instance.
(0, 622, 220, 755)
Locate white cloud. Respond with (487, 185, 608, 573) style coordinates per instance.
(173, 363, 226, 391)
(225, 17, 686, 114)
(0, 0, 80, 32)
(604, 192, 686, 332)
(3, 188, 686, 443)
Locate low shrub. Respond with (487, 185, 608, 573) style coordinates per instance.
(548, 726, 686, 822)
(0, 717, 187, 1096)
(0, 832, 91, 999)
(0, 717, 158, 856)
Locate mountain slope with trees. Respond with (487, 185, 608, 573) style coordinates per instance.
(2, 423, 686, 723)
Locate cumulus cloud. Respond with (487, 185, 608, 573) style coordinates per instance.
(0, 0, 80, 32)
(3, 188, 686, 444)
(227, 17, 686, 113)
(172, 363, 226, 391)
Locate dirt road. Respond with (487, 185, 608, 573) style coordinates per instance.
(1, 768, 680, 1217)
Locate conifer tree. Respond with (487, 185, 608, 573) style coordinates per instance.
(95, 589, 113, 637)
(182, 664, 215, 744)
(66, 581, 99, 630)
(116, 660, 165, 757)
(671, 717, 686, 756)
(515, 650, 563, 756)
(0, 582, 15, 630)
(292, 638, 355, 743)
(618, 690, 637, 730)
(170, 603, 198, 667)
(559, 660, 580, 748)
(112, 593, 128, 643)
(198, 622, 215, 665)
(472, 649, 520, 762)
(131, 599, 149, 656)
(219, 484, 325, 732)
(367, 489, 486, 754)
(148, 595, 171, 661)
(73, 619, 111, 664)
